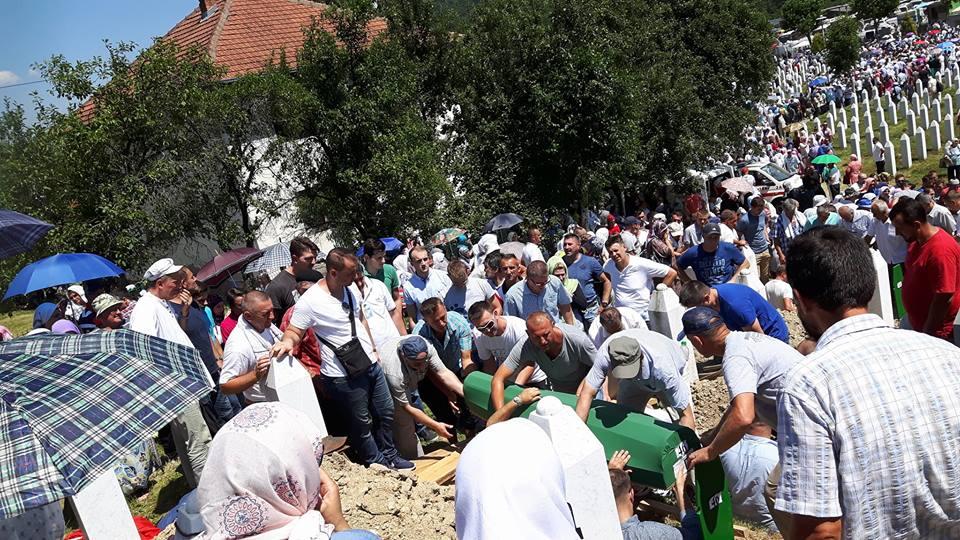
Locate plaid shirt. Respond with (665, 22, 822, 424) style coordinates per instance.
(413, 311, 473, 374)
(770, 212, 805, 254)
(776, 314, 960, 538)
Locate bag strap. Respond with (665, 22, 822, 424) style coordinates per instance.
(316, 289, 358, 350)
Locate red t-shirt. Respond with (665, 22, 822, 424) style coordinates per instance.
(220, 315, 238, 344)
(280, 306, 323, 376)
(903, 228, 960, 339)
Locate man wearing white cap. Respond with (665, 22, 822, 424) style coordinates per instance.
(128, 258, 212, 488)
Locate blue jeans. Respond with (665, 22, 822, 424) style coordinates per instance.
(212, 386, 241, 421)
(321, 363, 398, 467)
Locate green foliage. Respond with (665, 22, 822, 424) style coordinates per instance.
(901, 13, 918, 35)
(294, 0, 452, 244)
(452, 0, 773, 225)
(825, 16, 861, 75)
(811, 32, 827, 53)
(781, 0, 824, 40)
(852, 0, 898, 24)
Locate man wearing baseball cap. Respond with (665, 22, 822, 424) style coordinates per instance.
(681, 307, 801, 470)
(379, 335, 464, 459)
(128, 257, 212, 489)
(574, 328, 695, 430)
(675, 222, 748, 285)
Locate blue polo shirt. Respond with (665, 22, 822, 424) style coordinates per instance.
(565, 254, 603, 304)
(714, 284, 789, 343)
(413, 311, 473, 373)
(737, 211, 769, 254)
(503, 276, 572, 323)
(676, 242, 745, 286)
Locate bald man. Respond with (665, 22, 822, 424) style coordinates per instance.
(490, 312, 597, 409)
(220, 291, 282, 404)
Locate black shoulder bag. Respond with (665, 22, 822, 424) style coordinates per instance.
(316, 291, 373, 377)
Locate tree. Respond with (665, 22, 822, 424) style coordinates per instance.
(825, 17, 861, 75)
(781, 0, 824, 44)
(294, 0, 452, 244)
(811, 32, 826, 53)
(901, 12, 918, 35)
(852, 0, 898, 32)
(452, 0, 773, 225)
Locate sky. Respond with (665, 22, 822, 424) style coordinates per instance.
(0, 0, 198, 116)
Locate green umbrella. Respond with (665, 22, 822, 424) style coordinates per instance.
(811, 154, 841, 165)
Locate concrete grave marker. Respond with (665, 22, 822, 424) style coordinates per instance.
(947, 94, 954, 121)
(888, 101, 898, 125)
(929, 120, 942, 151)
(947, 115, 956, 143)
(934, 99, 942, 123)
(829, 100, 837, 119)
(838, 122, 847, 149)
(884, 139, 897, 176)
(841, 107, 848, 126)
(907, 110, 917, 134)
(68, 470, 140, 540)
(852, 132, 862, 162)
(828, 112, 835, 133)
(921, 105, 930, 128)
(877, 106, 885, 125)
(814, 117, 822, 133)
(879, 122, 890, 144)
(900, 133, 913, 170)
(912, 92, 921, 115)
(265, 355, 329, 436)
(867, 249, 895, 325)
(529, 397, 622, 540)
(649, 284, 697, 386)
(916, 128, 928, 160)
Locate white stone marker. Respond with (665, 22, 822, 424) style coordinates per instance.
(907, 110, 917, 134)
(930, 120, 942, 151)
(916, 128, 928, 160)
(877, 106, 885, 126)
(864, 107, 873, 133)
(947, 94, 955, 122)
(828, 112, 835, 133)
(736, 267, 767, 300)
(948, 68, 954, 89)
(884, 139, 897, 176)
(852, 132, 862, 163)
(649, 284, 697, 386)
(814, 117, 822, 132)
(888, 100, 898, 125)
(921, 105, 930, 128)
(899, 97, 908, 117)
(838, 122, 847, 149)
(867, 249, 895, 325)
(829, 100, 837, 119)
(947, 115, 956, 143)
(934, 99, 942, 123)
(913, 92, 921, 115)
(841, 107, 848, 126)
(68, 470, 140, 540)
(879, 122, 890, 144)
(529, 397, 622, 540)
(265, 354, 329, 436)
(900, 133, 913, 170)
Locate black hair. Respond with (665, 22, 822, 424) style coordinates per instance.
(363, 238, 386, 258)
(889, 197, 928, 224)
(785, 227, 875, 312)
(678, 281, 710, 307)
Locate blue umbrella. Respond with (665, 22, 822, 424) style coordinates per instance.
(355, 237, 403, 257)
(938, 41, 955, 51)
(3, 253, 125, 300)
(0, 210, 53, 260)
(808, 76, 829, 88)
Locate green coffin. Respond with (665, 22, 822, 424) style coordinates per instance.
(463, 371, 733, 540)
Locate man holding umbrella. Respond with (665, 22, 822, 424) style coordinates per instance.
(128, 258, 212, 489)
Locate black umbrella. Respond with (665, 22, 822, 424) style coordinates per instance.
(482, 213, 524, 234)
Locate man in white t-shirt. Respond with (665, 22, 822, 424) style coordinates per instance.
(443, 259, 502, 320)
(871, 137, 886, 174)
(272, 248, 413, 470)
(587, 306, 647, 349)
(128, 258, 211, 488)
(352, 269, 405, 351)
(521, 226, 546, 266)
(467, 300, 547, 386)
(864, 199, 907, 265)
(681, 307, 801, 469)
(220, 291, 281, 404)
(601, 235, 677, 319)
(764, 267, 795, 311)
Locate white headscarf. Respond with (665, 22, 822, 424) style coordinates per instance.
(455, 418, 580, 540)
(197, 403, 333, 540)
(474, 233, 500, 272)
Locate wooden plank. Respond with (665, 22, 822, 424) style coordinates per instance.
(733, 525, 747, 538)
(417, 451, 460, 485)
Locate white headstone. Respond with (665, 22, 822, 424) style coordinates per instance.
(900, 133, 913, 170)
(852, 100, 859, 118)
(930, 120, 942, 150)
(736, 267, 767, 299)
(886, 94, 894, 109)
(864, 107, 873, 132)
(851, 117, 860, 136)
(947, 94, 955, 121)
(884, 139, 897, 176)
(888, 101, 898, 125)
(867, 249, 895, 325)
(528, 397, 622, 540)
(852, 132, 862, 161)
(880, 122, 890, 144)
(841, 107, 848, 126)
(934, 99, 942, 123)
(265, 355, 329, 436)
(814, 117, 822, 132)
(649, 284, 697, 386)
(829, 100, 837, 119)
(68, 471, 140, 540)
(862, 89, 869, 102)
(907, 110, 917, 134)
(877, 106, 885, 125)
(949, 68, 955, 89)
(916, 128, 928, 160)
(921, 105, 930, 128)
(913, 92, 922, 115)
(947, 115, 956, 143)
(838, 122, 847, 149)
(828, 112, 835, 133)
(926, 91, 932, 109)
(899, 97, 908, 116)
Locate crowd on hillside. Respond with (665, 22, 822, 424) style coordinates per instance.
(8, 157, 960, 539)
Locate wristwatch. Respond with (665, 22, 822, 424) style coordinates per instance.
(512, 395, 523, 407)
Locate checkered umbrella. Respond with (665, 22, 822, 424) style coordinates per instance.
(243, 242, 290, 275)
(0, 210, 53, 260)
(0, 331, 211, 519)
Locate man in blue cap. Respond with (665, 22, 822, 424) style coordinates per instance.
(678, 280, 789, 343)
(379, 335, 465, 459)
(681, 306, 801, 469)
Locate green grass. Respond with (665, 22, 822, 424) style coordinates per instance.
(1, 310, 34, 337)
(812, 87, 958, 183)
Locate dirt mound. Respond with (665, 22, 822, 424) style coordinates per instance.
(325, 452, 457, 539)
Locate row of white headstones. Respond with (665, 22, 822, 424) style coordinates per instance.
(778, 57, 960, 174)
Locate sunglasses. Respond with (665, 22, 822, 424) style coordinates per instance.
(477, 318, 497, 334)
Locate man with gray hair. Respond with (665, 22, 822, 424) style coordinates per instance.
(220, 291, 282, 404)
(837, 205, 871, 238)
(864, 199, 907, 266)
(504, 260, 575, 324)
(917, 192, 956, 234)
(129, 258, 212, 488)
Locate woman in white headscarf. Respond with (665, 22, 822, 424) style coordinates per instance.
(197, 402, 378, 540)
(455, 418, 580, 540)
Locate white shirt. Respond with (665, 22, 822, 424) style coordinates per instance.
(290, 284, 376, 378)
(682, 224, 703, 248)
(351, 277, 400, 351)
(871, 141, 885, 161)
(764, 279, 793, 310)
(474, 316, 547, 384)
(867, 217, 908, 264)
(220, 316, 281, 403)
(587, 306, 647, 349)
(521, 242, 545, 266)
(129, 291, 194, 349)
(602, 255, 672, 316)
(719, 223, 739, 244)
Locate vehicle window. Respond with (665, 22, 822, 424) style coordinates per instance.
(761, 163, 793, 183)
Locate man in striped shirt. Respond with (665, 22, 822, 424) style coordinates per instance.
(774, 226, 960, 539)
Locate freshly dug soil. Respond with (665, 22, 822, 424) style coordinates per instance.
(325, 453, 457, 540)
